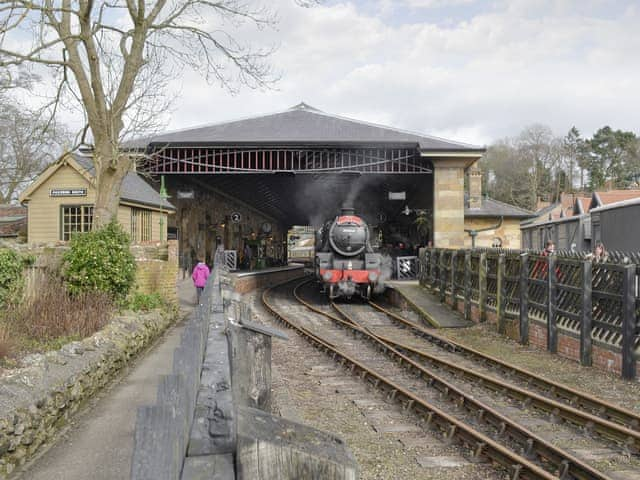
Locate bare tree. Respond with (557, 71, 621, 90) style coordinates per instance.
(0, 98, 70, 203)
(0, 1, 281, 227)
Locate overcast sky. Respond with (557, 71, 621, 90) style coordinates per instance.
(61, 0, 640, 147)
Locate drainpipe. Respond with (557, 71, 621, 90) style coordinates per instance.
(465, 216, 504, 248)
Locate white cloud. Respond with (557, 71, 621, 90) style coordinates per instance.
(51, 0, 640, 146)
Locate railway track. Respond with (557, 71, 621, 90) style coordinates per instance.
(365, 300, 640, 434)
(262, 277, 640, 480)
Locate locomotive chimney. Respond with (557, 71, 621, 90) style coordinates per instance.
(341, 206, 355, 216)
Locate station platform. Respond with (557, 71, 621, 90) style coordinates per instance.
(385, 280, 472, 328)
(227, 264, 306, 293)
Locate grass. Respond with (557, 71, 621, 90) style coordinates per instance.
(0, 274, 113, 362)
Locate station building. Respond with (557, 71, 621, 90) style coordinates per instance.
(129, 103, 486, 265)
(19, 152, 175, 244)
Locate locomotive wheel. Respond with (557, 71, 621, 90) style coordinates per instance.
(329, 284, 335, 299)
(366, 284, 372, 300)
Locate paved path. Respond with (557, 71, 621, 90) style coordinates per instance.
(14, 279, 197, 480)
(386, 280, 472, 328)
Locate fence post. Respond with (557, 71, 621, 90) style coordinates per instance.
(497, 253, 506, 334)
(464, 250, 471, 321)
(621, 264, 636, 380)
(547, 256, 558, 354)
(519, 253, 529, 345)
(450, 251, 457, 311)
(479, 252, 487, 322)
(579, 260, 593, 367)
(439, 251, 446, 304)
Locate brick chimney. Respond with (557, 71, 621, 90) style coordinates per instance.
(468, 166, 482, 209)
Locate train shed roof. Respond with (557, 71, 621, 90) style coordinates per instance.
(127, 103, 485, 153)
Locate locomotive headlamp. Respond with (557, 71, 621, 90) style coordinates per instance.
(323, 271, 333, 281)
(368, 272, 378, 282)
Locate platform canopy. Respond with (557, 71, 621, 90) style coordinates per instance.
(132, 103, 484, 175)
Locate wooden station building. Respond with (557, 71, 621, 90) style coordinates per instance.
(20, 152, 175, 244)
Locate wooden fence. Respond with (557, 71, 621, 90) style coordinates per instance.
(419, 248, 640, 380)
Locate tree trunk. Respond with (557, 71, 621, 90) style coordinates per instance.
(92, 143, 131, 228)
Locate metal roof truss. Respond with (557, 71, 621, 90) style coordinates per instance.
(143, 147, 431, 175)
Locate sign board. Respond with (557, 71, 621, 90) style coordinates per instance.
(231, 212, 242, 223)
(50, 188, 87, 197)
(177, 190, 194, 199)
(388, 191, 406, 200)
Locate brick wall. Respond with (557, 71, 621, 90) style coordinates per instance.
(135, 260, 178, 301)
(403, 286, 633, 378)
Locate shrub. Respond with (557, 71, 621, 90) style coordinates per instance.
(1, 273, 112, 356)
(128, 292, 164, 312)
(0, 248, 25, 307)
(62, 221, 136, 301)
(0, 323, 13, 361)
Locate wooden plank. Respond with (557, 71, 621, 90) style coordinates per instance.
(236, 407, 357, 480)
(479, 252, 487, 322)
(547, 256, 558, 354)
(497, 253, 506, 334)
(450, 251, 457, 311)
(464, 250, 471, 321)
(519, 253, 529, 345)
(580, 260, 593, 367)
(621, 264, 637, 380)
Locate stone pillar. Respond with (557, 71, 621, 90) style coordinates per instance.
(433, 161, 466, 248)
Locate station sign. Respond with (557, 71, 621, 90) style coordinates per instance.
(388, 191, 406, 200)
(177, 190, 194, 199)
(49, 188, 87, 197)
(231, 212, 242, 223)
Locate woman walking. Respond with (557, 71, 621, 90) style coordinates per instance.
(191, 259, 210, 304)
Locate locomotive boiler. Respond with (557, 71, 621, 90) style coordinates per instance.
(315, 207, 382, 299)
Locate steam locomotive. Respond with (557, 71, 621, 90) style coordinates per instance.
(315, 208, 383, 299)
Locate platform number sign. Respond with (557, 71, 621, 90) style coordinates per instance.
(231, 212, 242, 223)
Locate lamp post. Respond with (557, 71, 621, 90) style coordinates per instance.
(159, 175, 168, 243)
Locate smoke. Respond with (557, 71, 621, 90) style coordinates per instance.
(375, 254, 393, 294)
(293, 174, 385, 227)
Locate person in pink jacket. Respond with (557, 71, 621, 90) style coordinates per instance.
(191, 259, 210, 304)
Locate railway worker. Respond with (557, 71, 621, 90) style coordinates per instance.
(191, 259, 210, 304)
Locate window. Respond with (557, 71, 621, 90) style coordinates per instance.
(131, 208, 152, 242)
(141, 210, 152, 241)
(61, 205, 93, 241)
(131, 208, 138, 241)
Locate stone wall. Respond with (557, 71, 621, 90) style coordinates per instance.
(433, 164, 465, 248)
(0, 309, 178, 478)
(463, 217, 523, 249)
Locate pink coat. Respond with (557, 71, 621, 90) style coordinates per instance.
(192, 262, 210, 287)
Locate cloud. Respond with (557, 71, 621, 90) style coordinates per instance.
(46, 0, 640, 146)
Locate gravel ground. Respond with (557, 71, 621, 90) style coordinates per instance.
(247, 290, 505, 480)
(427, 319, 640, 415)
